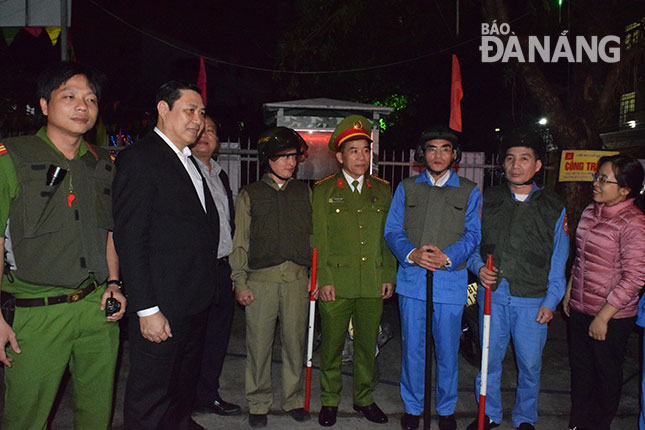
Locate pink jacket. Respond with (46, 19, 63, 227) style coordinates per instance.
(569, 198, 645, 318)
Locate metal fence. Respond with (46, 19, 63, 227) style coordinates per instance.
(106, 137, 507, 197)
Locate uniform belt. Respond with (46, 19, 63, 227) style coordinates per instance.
(12, 280, 98, 308)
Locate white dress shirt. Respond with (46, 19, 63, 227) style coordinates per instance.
(195, 158, 233, 258)
(342, 169, 364, 193)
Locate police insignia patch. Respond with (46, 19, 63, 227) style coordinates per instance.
(353, 121, 362, 129)
(329, 197, 344, 203)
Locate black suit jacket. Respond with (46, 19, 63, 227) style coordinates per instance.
(112, 131, 219, 320)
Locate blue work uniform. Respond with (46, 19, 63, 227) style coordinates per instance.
(467, 182, 569, 428)
(637, 296, 645, 430)
(384, 169, 481, 416)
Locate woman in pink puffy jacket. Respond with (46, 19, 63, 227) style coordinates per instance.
(563, 154, 645, 430)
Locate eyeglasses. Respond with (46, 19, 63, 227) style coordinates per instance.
(425, 146, 453, 154)
(591, 173, 619, 185)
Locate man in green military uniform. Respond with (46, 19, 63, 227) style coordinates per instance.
(230, 127, 312, 428)
(0, 62, 126, 429)
(313, 115, 397, 427)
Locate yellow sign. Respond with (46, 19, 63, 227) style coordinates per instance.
(559, 150, 619, 182)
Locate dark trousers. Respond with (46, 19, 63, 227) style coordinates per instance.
(568, 309, 636, 430)
(195, 261, 235, 404)
(124, 310, 208, 430)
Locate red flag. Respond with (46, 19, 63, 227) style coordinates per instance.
(197, 56, 207, 105)
(449, 54, 463, 132)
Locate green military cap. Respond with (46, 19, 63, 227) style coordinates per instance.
(328, 115, 373, 152)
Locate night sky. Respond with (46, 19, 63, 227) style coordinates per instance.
(1, 0, 643, 152)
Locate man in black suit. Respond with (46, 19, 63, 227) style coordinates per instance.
(191, 115, 241, 416)
(113, 81, 219, 430)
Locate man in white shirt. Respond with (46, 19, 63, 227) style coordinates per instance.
(191, 115, 241, 416)
(113, 81, 220, 430)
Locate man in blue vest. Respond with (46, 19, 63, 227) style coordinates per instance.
(466, 131, 569, 430)
(384, 126, 481, 430)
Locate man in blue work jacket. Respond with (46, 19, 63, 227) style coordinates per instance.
(466, 131, 569, 430)
(384, 126, 482, 430)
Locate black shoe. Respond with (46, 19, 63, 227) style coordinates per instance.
(188, 419, 205, 430)
(319, 406, 338, 427)
(248, 413, 267, 428)
(353, 403, 388, 424)
(438, 414, 456, 430)
(517, 423, 535, 430)
(466, 415, 500, 430)
(288, 407, 311, 422)
(401, 413, 420, 430)
(195, 395, 242, 416)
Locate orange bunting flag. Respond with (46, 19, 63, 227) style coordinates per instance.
(197, 56, 207, 105)
(449, 54, 463, 132)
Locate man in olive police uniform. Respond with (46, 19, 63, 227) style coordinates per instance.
(230, 127, 312, 428)
(313, 115, 397, 427)
(0, 62, 126, 430)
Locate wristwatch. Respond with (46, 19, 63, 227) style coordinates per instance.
(107, 279, 123, 289)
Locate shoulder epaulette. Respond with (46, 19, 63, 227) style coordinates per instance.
(0, 143, 6, 156)
(369, 175, 390, 185)
(314, 174, 335, 186)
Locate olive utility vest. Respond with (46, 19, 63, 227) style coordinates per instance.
(480, 184, 565, 297)
(401, 174, 476, 271)
(245, 179, 312, 269)
(4, 136, 113, 288)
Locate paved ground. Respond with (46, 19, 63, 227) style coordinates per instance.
(4, 297, 643, 429)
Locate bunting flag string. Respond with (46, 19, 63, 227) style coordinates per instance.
(2, 26, 61, 46)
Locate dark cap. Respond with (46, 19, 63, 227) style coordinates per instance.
(257, 127, 308, 164)
(415, 125, 461, 163)
(419, 125, 459, 146)
(500, 130, 545, 163)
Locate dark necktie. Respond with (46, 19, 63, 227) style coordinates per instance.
(352, 180, 360, 194)
(218, 169, 235, 234)
(189, 157, 220, 241)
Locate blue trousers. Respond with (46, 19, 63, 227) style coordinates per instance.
(474, 300, 547, 427)
(641, 329, 645, 430)
(399, 295, 463, 416)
